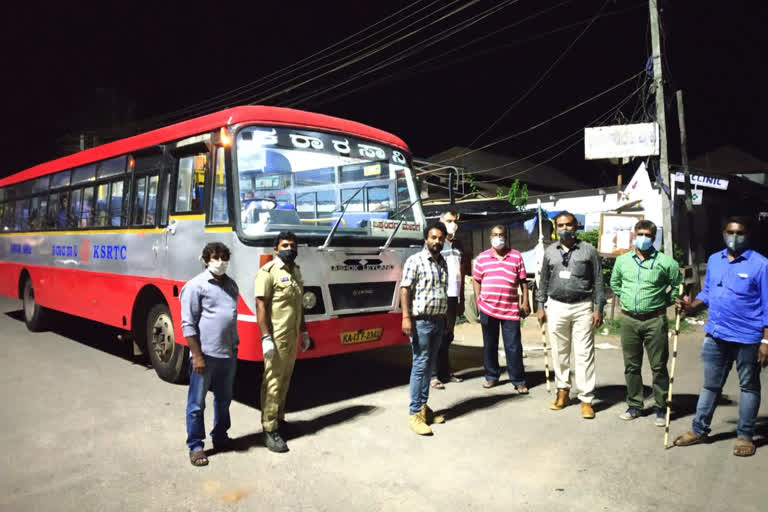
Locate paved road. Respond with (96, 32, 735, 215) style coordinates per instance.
(1, 295, 766, 511)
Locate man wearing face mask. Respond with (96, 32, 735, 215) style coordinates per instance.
(610, 220, 683, 425)
(473, 225, 530, 392)
(674, 217, 768, 457)
(430, 209, 467, 389)
(401, 222, 449, 435)
(180, 242, 240, 467)
(255, 231, 312, 452)
(536, 212, 605, 419)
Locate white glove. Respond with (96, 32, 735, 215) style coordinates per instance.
(262, 335, 275, 361)
(301, 331, 312, 352)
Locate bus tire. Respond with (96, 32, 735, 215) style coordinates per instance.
(146, 304, 187, 383)
(22, 277, 49, 332)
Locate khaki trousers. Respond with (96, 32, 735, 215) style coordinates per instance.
(546, 299, 596, 403)
(261, 332, 298, 432)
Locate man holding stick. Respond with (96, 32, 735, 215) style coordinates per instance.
(609, 220, 683, 426)
(674, 217, 768, 457)
(536, 212, 605, 419)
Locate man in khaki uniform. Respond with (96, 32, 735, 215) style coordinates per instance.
(255, 231, 312, 453)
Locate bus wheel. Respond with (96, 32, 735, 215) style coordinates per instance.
(146, 304, 187, 383)
(22, 277, 49, 332)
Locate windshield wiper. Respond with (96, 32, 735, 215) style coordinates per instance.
(380, 197, 421, 251)
(318, 184, 366, 251)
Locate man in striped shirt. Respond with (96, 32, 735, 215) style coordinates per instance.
(400, 222, 449, 435)
(472, 225, 530, 393)
(610, 220, 683, 425)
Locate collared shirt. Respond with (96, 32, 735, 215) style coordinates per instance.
(255, 258, 304, 342)
(180, 270, 240, 358)
(441, 239, 463, 298)
(473, 248, 527, 321)
(696, 249, 768, 343)
(610, 249, 683, 314)
(401, 248, 448, 317)
(536, 240, 605, 309)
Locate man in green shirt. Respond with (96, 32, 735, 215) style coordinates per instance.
(610, 220, 683, 426)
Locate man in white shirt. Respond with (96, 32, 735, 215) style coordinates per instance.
(431, 209, 466, 389)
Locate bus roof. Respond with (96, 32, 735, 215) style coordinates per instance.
(0, 106, 410, 187)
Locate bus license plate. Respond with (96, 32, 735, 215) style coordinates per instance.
(340, 328, 383, 345)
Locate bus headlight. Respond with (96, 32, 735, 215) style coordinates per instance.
(302, 290, 317, 310)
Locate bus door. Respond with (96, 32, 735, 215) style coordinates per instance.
(166, 148, 210, 279)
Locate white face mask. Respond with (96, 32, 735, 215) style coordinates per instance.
(444, 221, 458, 235)
(208, 259, 229, 276)
(491, 236, 505, 249)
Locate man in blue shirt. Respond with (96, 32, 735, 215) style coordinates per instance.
(180, 242, 240, 466)
(674, 217, 768, 457)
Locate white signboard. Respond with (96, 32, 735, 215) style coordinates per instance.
(584, 123, 659, 160)
(673, 172, 729, 190)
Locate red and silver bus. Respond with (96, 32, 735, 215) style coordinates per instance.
(0, 106, 425, 382)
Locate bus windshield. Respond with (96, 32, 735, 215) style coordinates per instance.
(235, 126, 424, 242)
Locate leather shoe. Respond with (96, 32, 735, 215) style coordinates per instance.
(581, 401, 595, 419)
(549, 389, 569, 410)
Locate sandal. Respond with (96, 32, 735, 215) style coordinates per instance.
(673, 431, 708, 447)
(733, 438, 756, 457)
(449, 375, 464, 383)
(189, 449, 209, 467)
(430, 378, 445, 390)
(515, 385, 529, 395)
(482, 380, 498, 389)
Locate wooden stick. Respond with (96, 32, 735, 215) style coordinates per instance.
(541, 322, 551, 393)
(664, 283, 685, 448)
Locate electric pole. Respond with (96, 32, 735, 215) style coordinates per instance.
(676, 89, 700, 294)
(649, 0, 673, 257)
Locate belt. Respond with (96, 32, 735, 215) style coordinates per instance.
(413, 314, 446, 320)
(549, 295, 591, 304)
(621, 308, 666, 321)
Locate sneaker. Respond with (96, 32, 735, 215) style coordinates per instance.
(655, 409, 667, 427)
(264, 430, 289, 453)
(619, 407, 641, 421)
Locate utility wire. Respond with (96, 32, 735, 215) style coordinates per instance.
(173, 0, 466, 119)
(283, 0, 520, 108)
(467, 0, 611, 149)
(471, 81, 645, 184)
(309, 2, 645, 109)
(141, 0, 438, 124)
(430, 69, 645, 166)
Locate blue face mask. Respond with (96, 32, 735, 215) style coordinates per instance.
(634, 235, 653, 251)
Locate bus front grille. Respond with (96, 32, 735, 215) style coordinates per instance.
(328, 282, 396, 311)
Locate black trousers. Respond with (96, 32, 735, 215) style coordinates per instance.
(432, 297, 458, 381)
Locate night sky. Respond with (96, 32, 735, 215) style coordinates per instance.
(2, 0, 765, 186)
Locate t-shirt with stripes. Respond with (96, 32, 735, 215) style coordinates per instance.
(473, 248, 527, 321)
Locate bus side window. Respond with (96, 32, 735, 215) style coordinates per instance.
(70, 189, 83, 229)
(145, 175, 159, 226)
(94, 183, 110, 227)
(82, 187, 95, 227)
(175, 153, 208, 213)
(210, 146, 229, 224)
(133, 177, 147, 225)
(109, 180, 124, 227)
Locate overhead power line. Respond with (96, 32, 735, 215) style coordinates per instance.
(144, 0, 439, 124)
(431, 69, 646, 166)
(283, 0, 521, 108)
(467, 0, 612, 148)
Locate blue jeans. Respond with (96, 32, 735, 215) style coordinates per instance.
(692, 337, 761, 440)
(409, 317, 444, 415)
(480, 311, 526, 386)
(186, 354, 237, 452)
